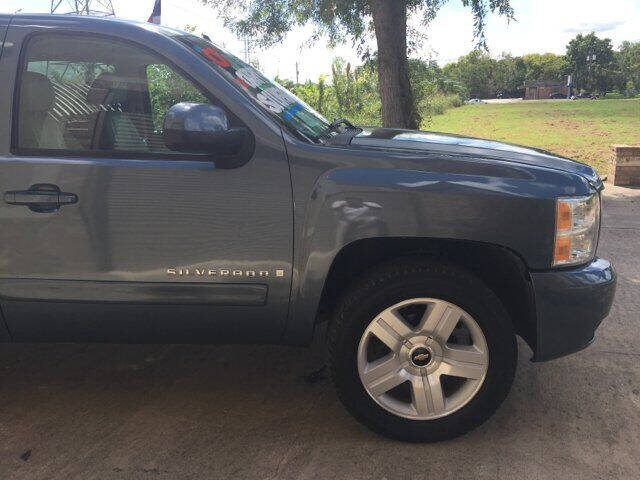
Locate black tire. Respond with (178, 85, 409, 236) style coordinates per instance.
(327, 258, 517, 442)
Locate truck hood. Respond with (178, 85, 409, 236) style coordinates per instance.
(348, 128, 602, 188)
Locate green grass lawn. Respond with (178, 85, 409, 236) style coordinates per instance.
(425, 99, 640, 175)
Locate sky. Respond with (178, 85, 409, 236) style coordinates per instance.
(2, 0, 639, 82)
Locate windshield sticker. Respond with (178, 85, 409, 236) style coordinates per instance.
(256, 86, 298, 114)
(191, 44, 231, 68)
(235, 76, 250, 90)
(201, 47, 231, 68)
(236, 67, 268, 89)
(182, 34, 328, 139)
(283, 103, 304, 121)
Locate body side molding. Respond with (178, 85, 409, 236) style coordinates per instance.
(0, 279, 268, 306)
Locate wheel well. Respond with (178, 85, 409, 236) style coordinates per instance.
(316, 237, 537, 350)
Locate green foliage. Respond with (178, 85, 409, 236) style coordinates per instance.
(201, 0, 513, 52)
(276, 58, 381, 125)
(492, 54, 526, 96)
(408, 59, 448, 100)
(318, 75, 327, 113)
(272, 34, 637, 128)
(625, 80, 638, 98)
(615, 41, 640, 95)
(420, 93, 464, 118)
(442, 50, 496, 98)
(442, 51, 570, 99)
(331, 58, 356, 112)
(521, 53, 568, 82)
(147, 64, 208, 130)
(201, 0, 514, 128)
(566, 33, 615, 94)
(407, 58, 465, 121)
(275, 55, 467, 127)
(440, 34, 637, 100)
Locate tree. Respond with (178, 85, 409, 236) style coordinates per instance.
(442, 50, 496, 98)
(616, 41, 640, 95)
(566, 33, 615, 94)
(147, 64, 208, 130)
(493, 53, 526, 97)
(332, 58, 358, 113)
(521, 53, 568, 82)
(201, 0, 514, 129)
(317, 75, 328, 114)
(407, 58, 445, 103)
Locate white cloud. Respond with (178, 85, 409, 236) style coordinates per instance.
(564, 21, 627, 34)
(426, 0, 640, 64)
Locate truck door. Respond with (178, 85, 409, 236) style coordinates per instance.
(0, 19, 293, 342)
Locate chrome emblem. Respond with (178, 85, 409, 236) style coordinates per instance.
(167, 267, 285, 278)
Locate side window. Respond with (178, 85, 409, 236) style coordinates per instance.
(15, 34, 216, 156)
(147, 64, 208, 132)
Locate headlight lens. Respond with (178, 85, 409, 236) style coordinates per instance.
(553, 194, 600, 266)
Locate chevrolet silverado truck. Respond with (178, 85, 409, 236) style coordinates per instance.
(0, 14, 616, 442)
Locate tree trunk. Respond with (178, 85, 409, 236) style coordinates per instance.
(369, 0, 420, 129)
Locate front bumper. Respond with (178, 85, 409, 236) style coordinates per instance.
(530, 257, 616, 362)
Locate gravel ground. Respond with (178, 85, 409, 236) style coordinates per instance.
(0, 184, 638, 480)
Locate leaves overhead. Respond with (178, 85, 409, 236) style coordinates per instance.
(201, 0, 515, 52)
(200, 0, 515, 129)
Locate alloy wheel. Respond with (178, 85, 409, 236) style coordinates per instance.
(357, 298, 489, 420)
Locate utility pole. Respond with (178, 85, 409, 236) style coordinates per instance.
(50, 0, 116, 16)
(586, 53, 596, 93)
(296, 62, 300, 84)
(243, 36, 253, 65)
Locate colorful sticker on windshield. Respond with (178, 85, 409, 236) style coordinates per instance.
(191, 43, 302, 116)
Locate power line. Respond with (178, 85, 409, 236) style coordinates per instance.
(50, 0, 116, 16)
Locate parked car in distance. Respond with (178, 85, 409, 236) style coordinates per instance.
(0, 14, 617, 442)
(572, 92, 598, 100)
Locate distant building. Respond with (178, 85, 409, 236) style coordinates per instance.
(523, 80, 569, 100)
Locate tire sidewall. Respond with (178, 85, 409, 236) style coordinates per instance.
(330, 264, 517, 442)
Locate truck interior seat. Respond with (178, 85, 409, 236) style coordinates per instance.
(18, 71, 66, 150)
(86, 72, 151, 151)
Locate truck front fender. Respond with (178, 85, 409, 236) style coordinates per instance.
(284, 165, 563, 344)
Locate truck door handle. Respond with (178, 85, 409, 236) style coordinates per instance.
(4, 184, 78, 213)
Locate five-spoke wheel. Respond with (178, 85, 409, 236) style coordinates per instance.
(328, 259, 517, 442)
(358, 298, 489, 420)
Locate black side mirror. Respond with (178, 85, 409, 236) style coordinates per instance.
(163, 102, 248, 155)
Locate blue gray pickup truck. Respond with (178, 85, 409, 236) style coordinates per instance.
(0, 14, 616, 442)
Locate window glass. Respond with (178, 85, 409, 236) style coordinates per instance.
(16, 34, 214, 155)
(147, 64, 209, 131)
(175, 34, 330, 141)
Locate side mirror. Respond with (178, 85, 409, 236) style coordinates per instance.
(163, 102, 247, 155)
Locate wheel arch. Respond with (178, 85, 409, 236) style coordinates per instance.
(283, 164, 554, 349)
(313, 237, 537, 353)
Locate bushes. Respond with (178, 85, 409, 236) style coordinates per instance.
(420, 93, 464, 117)
(279, 57, 464, 128)
(624, 80, 638, 98)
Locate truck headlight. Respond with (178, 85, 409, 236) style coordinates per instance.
(553, 194, 600, 266)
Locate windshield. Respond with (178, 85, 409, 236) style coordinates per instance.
(176, 34, 330, 141)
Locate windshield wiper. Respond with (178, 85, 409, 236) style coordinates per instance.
(320, 118, 359, 137)
(319, 117, 362, 145)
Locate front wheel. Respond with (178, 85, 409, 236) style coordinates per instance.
(327, 259, 517, 442)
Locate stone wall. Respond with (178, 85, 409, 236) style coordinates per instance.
(610, 145, 640, 187)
